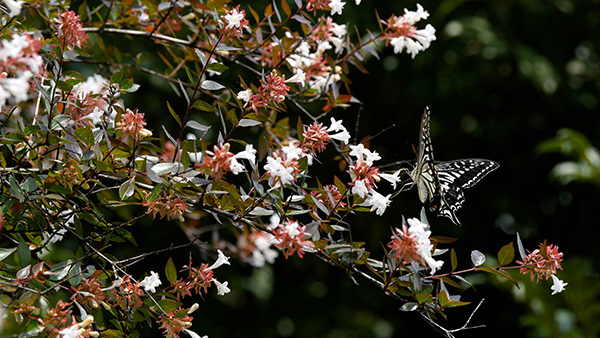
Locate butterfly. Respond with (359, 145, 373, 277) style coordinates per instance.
(409, 106, 499, 225)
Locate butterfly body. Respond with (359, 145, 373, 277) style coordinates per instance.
(410, 107, 499, 225)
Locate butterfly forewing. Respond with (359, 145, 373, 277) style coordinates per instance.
(411, 106, 442, 204)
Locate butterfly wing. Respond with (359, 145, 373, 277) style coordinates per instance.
(435, 159, 499, 225)
(410, 106, 442, 204)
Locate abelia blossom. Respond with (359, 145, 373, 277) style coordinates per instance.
(263, 149, 302, 188)
(116, 108, 153, 139)
(143, 192, 188, 221)
(237, 229, 279, 267)
(196, 143, 234, 180)
(2, 0, 23, 17)
(139, 271, 162, 293)
(0, 33, 43, 107)
(207, 249, 231, 270)
(220, 5, 249, 39)
(329, 0, 345, 15)
(309, 184, 347, 211)
(407, 218, 444, 275)
(550, 274, 568, 295)
(517, 242, 564, 282)
(364, 190, 391, 216)
(53, 11, 89, 50)
(272, 220, 315, 259)
(71, 278, 106, 309)
(347, 160, 380, 198)
(213, 279, 231, 296)
(382, 4, 436, 58)
(388, 224, 420, 265)
(158, 307, 193, 338)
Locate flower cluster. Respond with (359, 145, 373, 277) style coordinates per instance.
(158, 307, 194, 338)
(310, 184, 347, 211)
(517, 242, 564, 282)
(53, 11, 89, 50)
(170, 251, 231, 299)
(115, 108, 153, 139)
(0, 33, 43, 107)
(220, 5, 249, 39)
(144, 192, 188, 222)
(67, 74, 110, 127)
(196, 143, 256, 180)
(381, 4, 436, 58)
(263, 145, 303, 188)
(285, 18, 348, 92)
(272, 220, 315, 259)
(388, 218, 444, 274)
(237, 229, 279, 267)
(239, 71, 290, 115)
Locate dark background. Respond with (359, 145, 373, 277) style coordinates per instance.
(68, 0, 600, 337)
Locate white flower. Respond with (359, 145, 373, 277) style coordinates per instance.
(213, 279, 231, 296)
(404, 4, 429, 25)
(407, 218, 444, 275)
(349, 143, 380, 165)
(223, 8, 244, 28)
(329, 0, 345, 15)
(286, 69, 306, 87)
(235, 144, 256, 162)
(229, 157, 245, 174)
(139, 271, 162, 293)
(550, 275, 568, 295)
(208, 249, 231, 270)
(237, 89, 252, 102)
(0, 75, 30, 106)
(264, 156, 295, 187)
(379, 170, 401, 189)
(281, 144, 304, 161)
(2, 0, 23, 17)
(83, 107, 104, 125)
(365, 190, 391, 216)
(355, 0, 361, 4)
(184, 329, 208, 338)
(330, 23, 347, 38)
(285, 221, 300, 238)
(351, 179, 369, 198)
(58, 324, 82, 338)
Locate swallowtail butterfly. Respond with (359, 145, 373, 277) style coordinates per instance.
(410, 106, 499, 225)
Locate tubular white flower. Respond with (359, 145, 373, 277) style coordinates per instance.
(329, 0, 345, 15)
(550, 275, 568, 295)
(213, 279, 231, 296)
(407, 218, 444, 275)
(139, 271, 162, 293)
(365, 190, 391, 216)
(208, 250, 231, 270)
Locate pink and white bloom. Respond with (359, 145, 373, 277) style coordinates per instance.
(223, 8, 244, 28)
(407, 218, 444, 274)
(213, 279, 231, 296)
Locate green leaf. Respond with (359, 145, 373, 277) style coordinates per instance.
(206, 63, 228, 73)
(20, 321, 44, 337)
(497, 242, 515, 266)
(0, 248, 16, 261)
(118, 178, 135, 200)
(191, 99, 217, 112)
(438, 290, 450, 307)
(110, 71, 124, 84)
(156, 299, 182, 313)
(9, 176, 25, 202)
(165, 257, 177, 284)
(147, 184, 162, 202)
(450, 248, 457, 272)
(238, 118, 262, 127)
(415, 292, 433, 304)
(166, 101, 182, 127)
(17, 236, 31, 267)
